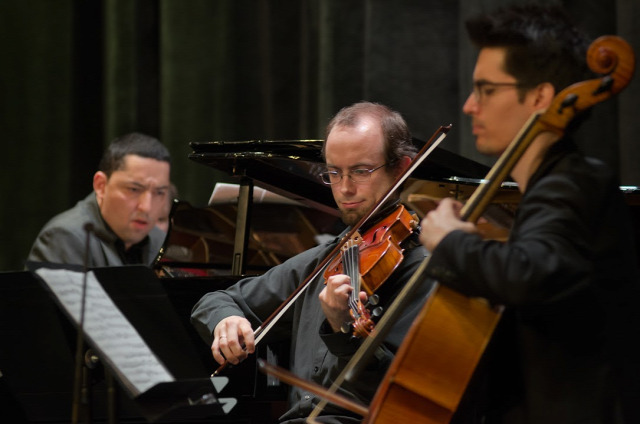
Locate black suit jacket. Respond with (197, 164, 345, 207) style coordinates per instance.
(427, 139, 640, 424)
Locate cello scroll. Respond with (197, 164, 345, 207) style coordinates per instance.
(464, 35, 635, 224)
(536, 35, 635, 136)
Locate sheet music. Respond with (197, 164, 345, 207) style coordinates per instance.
(35, 268, 174, 397)
(208, 182, 303, 206)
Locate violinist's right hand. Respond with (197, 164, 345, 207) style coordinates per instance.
(212, 316, 255, 366)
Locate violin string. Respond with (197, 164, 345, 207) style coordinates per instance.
(344, 240, 360, 315)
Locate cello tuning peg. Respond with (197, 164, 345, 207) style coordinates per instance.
(371, 307, 383, 318)
(340, 322, 352, 334)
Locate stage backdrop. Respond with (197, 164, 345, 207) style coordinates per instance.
(1, 0, 638, 271)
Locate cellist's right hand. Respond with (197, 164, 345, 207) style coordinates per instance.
(212, 316, 255, 366)
(419, 198, 477, 252)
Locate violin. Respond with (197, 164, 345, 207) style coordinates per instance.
(211, 124, 451, 377)
(323, 203, 419, 337)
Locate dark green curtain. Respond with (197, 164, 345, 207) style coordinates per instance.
(2, 0, 639, 271)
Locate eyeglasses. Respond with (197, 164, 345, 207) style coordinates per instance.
(471, 80, 523, 104)
(319, 164, 387, 185)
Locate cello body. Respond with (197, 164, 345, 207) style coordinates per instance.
(365, 284, 501, 424)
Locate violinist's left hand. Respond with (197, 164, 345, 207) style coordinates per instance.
(319, 274, 367, 333)
(420, 197, 478, 252)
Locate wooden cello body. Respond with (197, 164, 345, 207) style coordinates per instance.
(365, 285, 501, 424)
(363, 34, 635, 424)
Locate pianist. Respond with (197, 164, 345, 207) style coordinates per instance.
(191, 101, 433, 423)
(27, 132, 171, 267)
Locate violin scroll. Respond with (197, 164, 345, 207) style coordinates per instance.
(343, 295, 383, 338)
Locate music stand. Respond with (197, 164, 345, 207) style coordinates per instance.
(0, 265, 226, 423)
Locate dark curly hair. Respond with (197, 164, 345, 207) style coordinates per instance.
(466, 3, 592, 99)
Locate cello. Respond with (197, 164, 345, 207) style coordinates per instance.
(362, 35, 635, 424)
(259, 35, 635, 423)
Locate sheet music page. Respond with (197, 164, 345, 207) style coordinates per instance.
(35, 268, 174, 397)
(208, 182, 303, 206)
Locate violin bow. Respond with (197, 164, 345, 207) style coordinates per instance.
(213, 124, 451, 376)
(251, 125, 450, 346)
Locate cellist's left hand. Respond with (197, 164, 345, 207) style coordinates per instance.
(319, 274, 367, 333)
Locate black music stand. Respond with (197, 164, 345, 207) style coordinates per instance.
(0, 265, 227, 423)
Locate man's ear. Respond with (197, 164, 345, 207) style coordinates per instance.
(93, 171, 107, 203)
(533, 82, 556, 109)
(395, 155, 413, 177)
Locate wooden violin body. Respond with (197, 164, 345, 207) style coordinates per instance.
(324, 204, 418, 295)
(324, 204, 419, 337)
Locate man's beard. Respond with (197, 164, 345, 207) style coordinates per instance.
(338, 197, 400, 228)
(340, 208, 363, 227)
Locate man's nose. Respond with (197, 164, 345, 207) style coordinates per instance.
(137, 191, 153, 212)
(339, 176, 357, 193)
(462, 92, 478, 115)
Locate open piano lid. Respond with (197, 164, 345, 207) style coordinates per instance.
(188, 138, 494, 214)
(154, 139, 517, 275)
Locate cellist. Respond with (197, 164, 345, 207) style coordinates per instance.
(420, 4, 640, 424)
(191, 101, 434, 423)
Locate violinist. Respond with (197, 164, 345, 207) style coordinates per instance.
(420, 4, 640, 424)
(191, 101, 432, 423)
